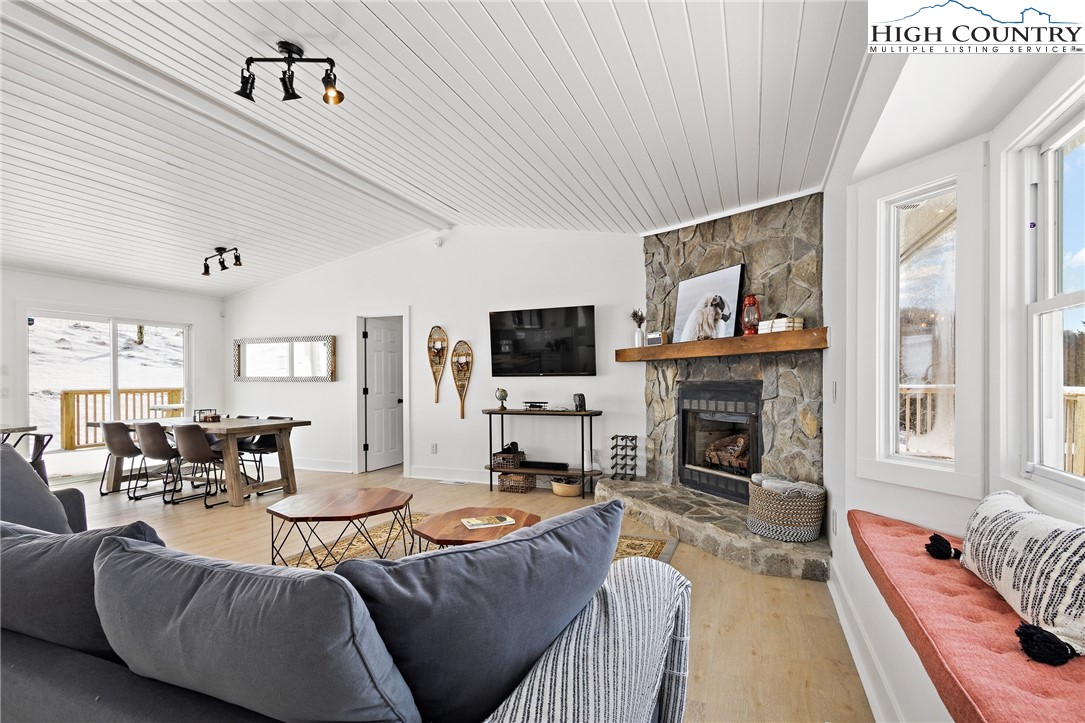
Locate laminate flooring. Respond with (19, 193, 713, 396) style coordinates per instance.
(74, 466, 873, 723)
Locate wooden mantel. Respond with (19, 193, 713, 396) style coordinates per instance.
(615, 327, 828, 362)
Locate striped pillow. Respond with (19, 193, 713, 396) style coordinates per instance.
(961, 491, 1085, 654)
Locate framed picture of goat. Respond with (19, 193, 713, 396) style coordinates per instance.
(671, 264, 745, 342)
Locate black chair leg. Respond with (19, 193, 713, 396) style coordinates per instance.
(204, 463, 228, 509)
(99, 453, 114, 496)
(131, 457, 169, 501)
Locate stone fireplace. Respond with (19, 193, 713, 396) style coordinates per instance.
(596, 193, 831, 581)
(677, 381, 762, 503)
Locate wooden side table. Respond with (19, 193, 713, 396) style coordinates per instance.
(268, 487, 414, 569)
(412, 506, 541, 550)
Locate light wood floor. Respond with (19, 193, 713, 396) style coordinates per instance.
(73, 467, 873, 723)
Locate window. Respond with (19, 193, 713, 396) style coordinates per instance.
(1028, 122, 1085, 487)
(895, 187, 957, 461)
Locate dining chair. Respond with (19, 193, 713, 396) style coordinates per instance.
(98, 422, 148, 497)
(173, 424, 228, 509)
(11, 432, 53, 485)
(134, 423, 183, 503)
(239, 416, 291, 492)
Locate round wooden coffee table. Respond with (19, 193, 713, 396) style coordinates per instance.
(413, 506, 541, 549)
(268, 487, 414, 569)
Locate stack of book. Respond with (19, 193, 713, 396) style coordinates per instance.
(758, 317, 804, 334)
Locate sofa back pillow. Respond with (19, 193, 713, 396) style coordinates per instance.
(335, 499, 624, 723)
(94, 536, 420, 723)
(0, 520, 164, 660)
(0, 444, 71, 533)
(961, 491, 1085, 654)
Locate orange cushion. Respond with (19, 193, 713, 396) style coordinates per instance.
(848, 510, 1084, 723)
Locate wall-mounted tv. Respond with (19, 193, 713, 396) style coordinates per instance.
(489, 305, 596, 377)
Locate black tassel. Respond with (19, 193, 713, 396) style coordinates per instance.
(925, 533, 962, 560)
(1015, 623, 1079, 666)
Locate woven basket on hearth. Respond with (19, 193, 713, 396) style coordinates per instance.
(746, 480, 825, 543)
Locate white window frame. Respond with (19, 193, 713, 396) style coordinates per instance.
(854, 139, 986, 499)
(1023, 111, 1085, 491)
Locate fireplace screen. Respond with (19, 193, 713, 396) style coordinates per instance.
(677, 381, 762, 503)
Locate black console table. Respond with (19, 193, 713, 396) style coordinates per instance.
(483, 408, 602, 499)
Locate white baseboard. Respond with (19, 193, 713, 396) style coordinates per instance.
(827, 559, 902, 722)
(285, 458, 354, 473)
(409, 466, 489, 484)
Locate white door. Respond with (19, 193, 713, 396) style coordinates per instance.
(364, 317, 403, 471)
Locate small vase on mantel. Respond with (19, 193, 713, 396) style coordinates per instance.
(633, 328, 645, 347)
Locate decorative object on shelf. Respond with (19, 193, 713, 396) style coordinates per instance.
(451, 340, 473, 419)
(572, 393, 586, 412)
(495, 388, 508, 411)
(523, 401, 548, 410)
(234, 40, 343, 105)
(609, 435, 638, 480)
(550, 476, 583, 497)
(234, 336, 336, 382)
(758, 316, 804, 334)
(491, 442, 526, 469)
(498, 473, 536, 493)
(672, 263, 745, 342)
(630, 308, 646, 347)
(202, 246, 242, 276)
(427, 326, 448, 402)
(741, 294, 762, 336)
(646, 331, 668, 346)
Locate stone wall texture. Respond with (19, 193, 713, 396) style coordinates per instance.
(644, 193, 824, 486)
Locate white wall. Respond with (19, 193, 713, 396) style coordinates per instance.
(0, 268, 225, 425)
(223, 225, 645, 479)
(824, 56, 1085, 722)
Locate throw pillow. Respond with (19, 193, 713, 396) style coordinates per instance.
(335, 499, 625, 723)
(94, 537, 421, 723)
(961, 491, 1085, 654)
(0, 443, 71, 533)
(0, 520, 165, 661)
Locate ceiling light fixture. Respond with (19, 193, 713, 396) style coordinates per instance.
(236, 41, 343, 106)
(203, 247, 242, 277)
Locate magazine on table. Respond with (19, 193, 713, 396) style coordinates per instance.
(461, 515, 516, 529)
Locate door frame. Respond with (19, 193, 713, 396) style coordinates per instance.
(352, 306, 411, 477)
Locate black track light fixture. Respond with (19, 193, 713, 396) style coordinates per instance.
(235, 65, 256, 102)
(235, 41, 343, 106)
(280, 68, 302, 101)
(202, 247, 243, 277)
(322, 68, 344, 105)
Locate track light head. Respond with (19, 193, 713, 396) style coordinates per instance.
(202, 261, 211, 277)
(280, 68, 302, 101)
(233, 251, 243, 267)
(235, 67, 256, 102)
(322, 68, 344, 105)
(218, 256, 229, 272)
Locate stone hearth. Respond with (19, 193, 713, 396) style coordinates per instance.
(598, 478, 830, 581)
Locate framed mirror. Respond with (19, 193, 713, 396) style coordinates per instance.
(233, 336, 336, 382)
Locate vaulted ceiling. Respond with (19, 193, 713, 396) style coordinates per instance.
(1, 1, 868, 296)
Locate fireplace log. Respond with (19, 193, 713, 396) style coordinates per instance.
(705, 433, 749, 469)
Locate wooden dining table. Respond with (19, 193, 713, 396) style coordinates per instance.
(90, 418, 311, 507)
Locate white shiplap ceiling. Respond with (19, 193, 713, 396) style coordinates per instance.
(1, 1, 868, 296)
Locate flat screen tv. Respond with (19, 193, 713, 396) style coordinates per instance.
(490, 305, 596, 377)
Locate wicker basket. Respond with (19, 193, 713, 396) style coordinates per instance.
(746, 480, 826, 543)
(550, 477, 583, 497)
(491, 450, 526, 469)
(498, 473, 536, 493)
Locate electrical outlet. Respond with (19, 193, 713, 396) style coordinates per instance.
(431, 443, 438, 454)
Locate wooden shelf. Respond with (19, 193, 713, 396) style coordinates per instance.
(482, 408, 602, 417)
(485, 465, 603, 477)
(614, 327, 828, 362)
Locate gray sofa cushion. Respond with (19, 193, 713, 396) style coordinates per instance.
(335, 500, 624, 723)
(0, 443, 70, 533)
(94, 537, 421, 723)
(1, 628, 274, 722)
(0, 520, 165, 661)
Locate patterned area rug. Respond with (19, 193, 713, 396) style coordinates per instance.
(283, 513, 678, 569)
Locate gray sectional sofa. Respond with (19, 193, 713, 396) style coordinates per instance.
(0, 444, 692, 722)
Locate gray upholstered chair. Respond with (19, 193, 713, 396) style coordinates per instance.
(172, 424, 227, 509)
(134, 423, 183, 504)
(0, 444, 86, 533)
(99, 421, 148, 497)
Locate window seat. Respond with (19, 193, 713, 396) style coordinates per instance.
(848, 510, 1083, 723)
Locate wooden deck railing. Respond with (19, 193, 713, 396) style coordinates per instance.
(1066, 392, 1085, 477)
(898, 384, 954, 451)
(60, 388, 183, 450)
